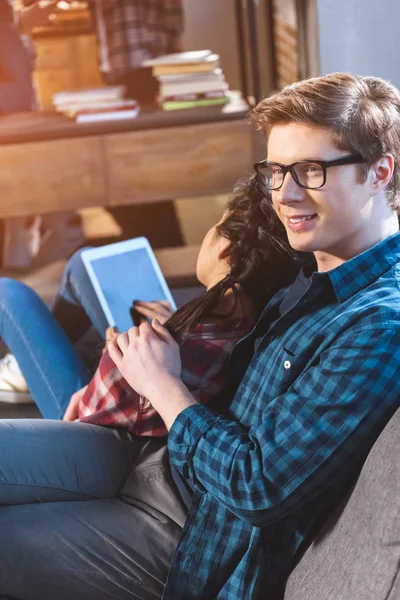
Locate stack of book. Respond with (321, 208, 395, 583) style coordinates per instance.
(53, 86, 140, 124)
(143, 50, 230, 111)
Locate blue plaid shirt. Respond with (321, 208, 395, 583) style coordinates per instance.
(165, 232, 400, 599)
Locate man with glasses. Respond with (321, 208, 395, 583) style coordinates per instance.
(107, 73, 400, 598)
(1, 73, 400, 600)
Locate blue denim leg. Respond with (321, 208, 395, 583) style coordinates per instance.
(0, 438, 185, 600)
(52, 247, 108, 342)
(0, 498, 180, 600)
(0, 419, 135, 504)
(0, 278, 90, 419)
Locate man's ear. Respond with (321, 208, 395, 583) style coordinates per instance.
(370, 153, 394, 196)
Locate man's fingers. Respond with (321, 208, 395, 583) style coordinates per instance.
(138, 320, 153, 336)
(127, 325, 140, 344)
(108, 339, 122, 366)
(116, 331, 130, 352)
(151, 318, 175, 343)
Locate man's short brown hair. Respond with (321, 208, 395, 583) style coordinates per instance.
(251, 73, 400, 209)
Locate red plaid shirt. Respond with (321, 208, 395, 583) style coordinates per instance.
(78, 318, 250, 436)
(90, 0, 184, 77)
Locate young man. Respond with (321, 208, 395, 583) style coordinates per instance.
(1, 73, 400, 600)
(110, 73, 400, 598)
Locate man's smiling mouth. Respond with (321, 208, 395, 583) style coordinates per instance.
(287, 215, 316, 224)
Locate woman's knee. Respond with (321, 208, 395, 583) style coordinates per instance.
(0, 278, 36, 308)
(64, 247, 93, 283)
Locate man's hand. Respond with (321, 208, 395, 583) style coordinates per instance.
(63, 384, 88, 421)
(133, 300, 175, 325)
(20, 1, 59, 34)
(109, 320, 182, 397)
(109, 319, 195, 429)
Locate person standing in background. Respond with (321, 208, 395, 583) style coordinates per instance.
(14, 0, 186, 251)
(90, 0, 183, 100)
(0, 0, 41, 269)
(88, 0, 186, 248)
(0, 0, 85, 270)
(0, 0, 37, 114)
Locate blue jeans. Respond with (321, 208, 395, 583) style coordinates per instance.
(0, 250, 186, 599)
(0, 434, 186, 600)
(51, 247, 108, 344)
(0, 248, 107, 418)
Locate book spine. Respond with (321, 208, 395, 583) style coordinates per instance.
(160, 82, 228, 97)
(158, 68, 223, 83)
(162, 97, 230, 111)
(76, 108, 140, 123)
(162, 91, 228, 102)
(153, 61, 218, 77)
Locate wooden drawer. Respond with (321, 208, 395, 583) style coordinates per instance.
(0, 137, 107, 218)
(104, 120, 253, 205)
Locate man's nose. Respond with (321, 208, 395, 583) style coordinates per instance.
(275, 172, 305, 205)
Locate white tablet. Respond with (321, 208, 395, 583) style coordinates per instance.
(81, 237, 177, 333)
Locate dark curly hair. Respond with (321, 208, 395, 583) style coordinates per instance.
(164, 175, 294, 341)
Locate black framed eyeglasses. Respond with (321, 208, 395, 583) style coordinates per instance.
(253, 154, 365, 191)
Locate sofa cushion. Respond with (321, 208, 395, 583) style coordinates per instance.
(284, 406, 400, 600)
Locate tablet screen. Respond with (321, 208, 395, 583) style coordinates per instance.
(89, 247, 173, 332)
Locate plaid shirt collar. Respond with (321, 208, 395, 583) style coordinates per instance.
(301, 231, 400, 304)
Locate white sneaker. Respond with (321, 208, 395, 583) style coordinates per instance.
(0, 354, 33, 404)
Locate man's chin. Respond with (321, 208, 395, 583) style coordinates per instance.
(286, 233, 316, 254)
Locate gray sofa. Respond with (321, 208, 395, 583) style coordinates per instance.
(284, 406, 400, 599)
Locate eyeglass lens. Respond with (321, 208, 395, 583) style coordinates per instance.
(259, 162, 324, 190)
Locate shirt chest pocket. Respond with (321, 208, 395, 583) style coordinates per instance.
(271, 344, 309, 392)
(280, 346, 301, 383)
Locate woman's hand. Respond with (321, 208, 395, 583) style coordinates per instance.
(133, 300, 175, 325)
(108, 320, 182, 399)
(103, 326, 119, 354)
(63, 384, 88, 421)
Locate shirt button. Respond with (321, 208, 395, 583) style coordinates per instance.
(284, 360, 291, 370)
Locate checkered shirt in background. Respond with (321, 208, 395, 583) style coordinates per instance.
(89, 0, 184, 78)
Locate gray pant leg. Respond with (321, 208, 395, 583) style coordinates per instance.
(0, 439, 187, 600)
